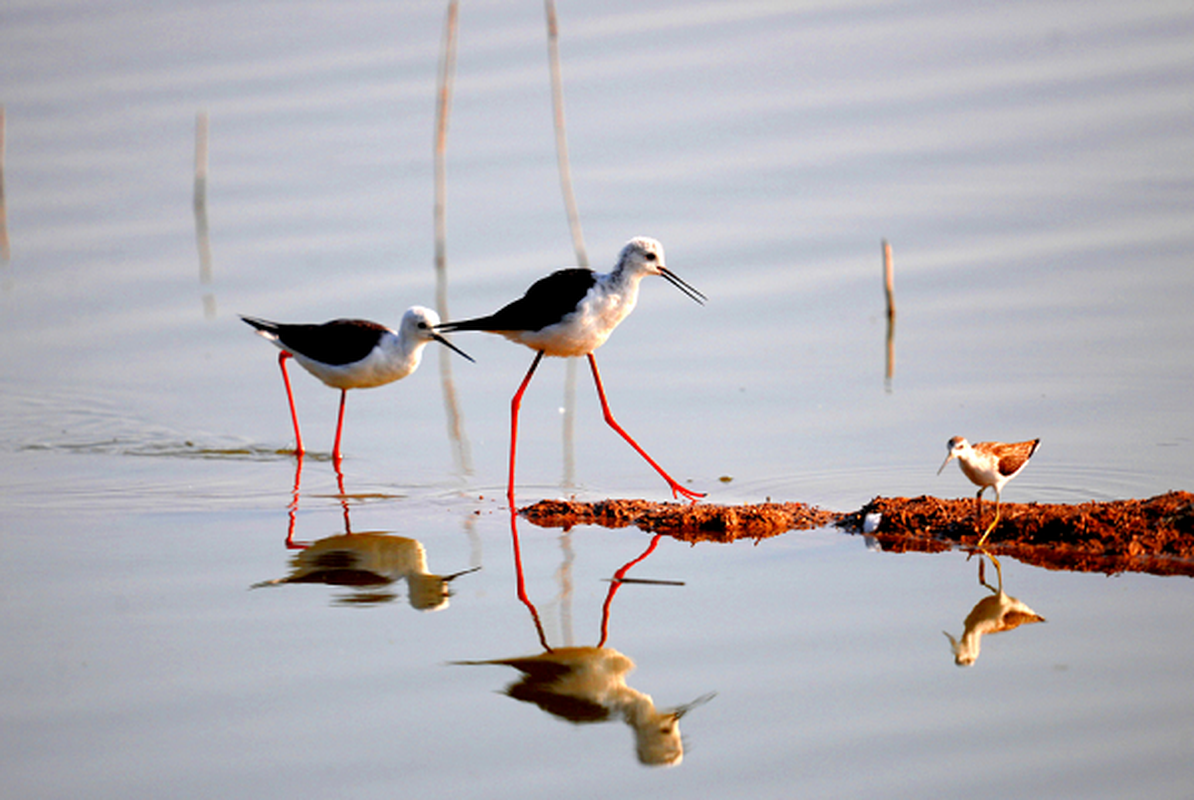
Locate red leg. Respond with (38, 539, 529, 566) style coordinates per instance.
(285, 453, 308, 549)
(587, 353, 704, 502)
(508, 351, 545, 509)
(278, 352, 304, 456)
(508, 508, 551, 652)
(597, 534, 662, 647)
(333, 453, 351, 534)
(332, 389, 348, 465)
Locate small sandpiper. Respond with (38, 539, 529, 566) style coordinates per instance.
(938, 436, 1040, 546)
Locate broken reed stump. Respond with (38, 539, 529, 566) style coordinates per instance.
(520, 491, 1194, 576)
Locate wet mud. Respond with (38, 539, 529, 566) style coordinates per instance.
(520, 499, 838, 544)
(520, 491, 1194, 576)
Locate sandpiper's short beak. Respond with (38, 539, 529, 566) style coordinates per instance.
(937, 454, 955, 475)
(659, 267, 707, 305)
(672, 691, 717, 720)
(433, 333, 476, 363)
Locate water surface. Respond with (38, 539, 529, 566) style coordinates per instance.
(1, 2, 1192, 798)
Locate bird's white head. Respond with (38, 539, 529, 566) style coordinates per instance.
(403, 306, 474, 362)
(617, 237, 668, 276)
(402, 306, 441, 339)
(938, 436, 971, 474)
(616, 237, 706, 305)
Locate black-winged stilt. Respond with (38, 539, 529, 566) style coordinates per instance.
(938, 436, 1040, 546)
(436, 237, 705, 505)
(241, 306, 473, 463)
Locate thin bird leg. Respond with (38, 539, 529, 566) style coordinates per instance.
(508, 351, 545, 508)
(587, 353, 705, 502)
(277, 351, 305, 456)
(508, 508, 551, 652)
(333, 453, 351, 534)
(977, 550, 1003, 593)
(285, 454, 307, 549)
(973, 487, 986, 533)
(598, 534, 662, 648)
(976, 488, 1002, 548)
(332, 389, 348, 465)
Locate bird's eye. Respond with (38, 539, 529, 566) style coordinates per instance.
(645, 252, 657, 261)
(418, 322, 428, 329)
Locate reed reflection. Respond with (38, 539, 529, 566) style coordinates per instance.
(945, 549, 1045, 666)
(0, 105, 9, 265)
(257, 455, 478, 608)
(455, 510, 714, 766)
(193, 111, 214, 318)
(882, 239, 895, 393)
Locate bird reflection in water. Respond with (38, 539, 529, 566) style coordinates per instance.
(255, 454, 479, 608)
(455, 511, 715, 766)
(945, 549, 1045, 666)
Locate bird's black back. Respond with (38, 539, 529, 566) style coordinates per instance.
(242, 316, 388, 365)
(439, 268, 597, 333)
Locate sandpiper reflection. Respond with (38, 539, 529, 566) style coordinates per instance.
(258, 455, 478, 607)
(945, 549, 1045, 666)
(456, 511, 714, 766)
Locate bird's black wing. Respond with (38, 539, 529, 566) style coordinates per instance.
(439, 268, 597, 334)
(244, 317, 389, 365)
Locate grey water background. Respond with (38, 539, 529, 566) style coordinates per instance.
(2, 1, 1192, 797)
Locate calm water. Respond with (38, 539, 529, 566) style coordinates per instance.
(2, 1, 1193, 798)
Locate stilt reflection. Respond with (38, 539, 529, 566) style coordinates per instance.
(945, 549, 1046, 666)
(455, 511, 714, 766)
(258, 455, 479, 608)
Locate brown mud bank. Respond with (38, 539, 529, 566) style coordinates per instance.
(520, 491, 1194, 576)
(521, 499, 838, 543)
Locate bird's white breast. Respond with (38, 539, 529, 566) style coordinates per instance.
(293, 333, 422, 390)
(512, 283, 638, 357)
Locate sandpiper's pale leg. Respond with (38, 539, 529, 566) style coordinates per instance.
(978, 550, 1004, 593)
(975, 488, 1003, 547)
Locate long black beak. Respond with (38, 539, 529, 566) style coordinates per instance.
(443, 565, 482, 582)
(659, 267, 707, 305)
(432, 333, 476, 363)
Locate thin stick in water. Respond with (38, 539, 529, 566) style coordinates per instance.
(433, 0, 472, 475)
(545, 0, 587, 487)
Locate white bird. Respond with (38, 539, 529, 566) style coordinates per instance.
(436, 237, 706, 506)
(938, 436, 1040, 546)
(242, 306, 473, 462)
